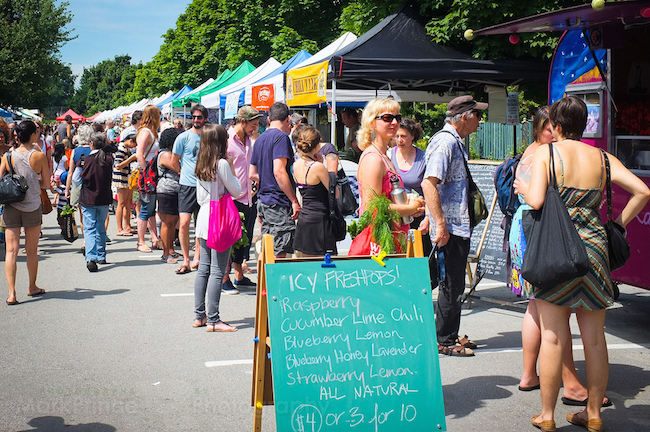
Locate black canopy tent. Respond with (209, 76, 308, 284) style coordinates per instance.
(328, 2, 549, 93)
(325, 2, 549, 144)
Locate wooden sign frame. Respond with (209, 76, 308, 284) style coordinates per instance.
(251, 231, 425, 431)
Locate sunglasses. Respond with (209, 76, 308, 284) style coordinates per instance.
(375, 114, 402, 123)
(192, 115, 204, 120)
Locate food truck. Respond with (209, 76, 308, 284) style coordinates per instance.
(473, 0, 650, 289)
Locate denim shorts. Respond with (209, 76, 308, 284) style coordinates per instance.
(138, 193, 157, 220)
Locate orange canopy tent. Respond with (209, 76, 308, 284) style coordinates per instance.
(56, 109, 85, 123)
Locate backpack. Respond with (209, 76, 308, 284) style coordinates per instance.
(494, 154, 522, 217)
(138, 151, 159, 194)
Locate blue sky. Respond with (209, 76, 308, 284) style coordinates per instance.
(57, 1, 192, 86)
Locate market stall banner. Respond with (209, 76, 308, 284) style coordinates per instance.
(224, 90, 243, 119)
(286, 60, 328, 107)
(252, 84, 275, 111)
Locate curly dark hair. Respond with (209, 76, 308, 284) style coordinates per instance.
(159, 127, 180, 151)
(398, 117, 423, 142)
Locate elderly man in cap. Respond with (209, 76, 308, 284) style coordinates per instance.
(221, 106, 262, 292)
(422, 95, 487, 357)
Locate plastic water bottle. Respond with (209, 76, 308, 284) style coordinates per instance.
(389, 178, 413, 225)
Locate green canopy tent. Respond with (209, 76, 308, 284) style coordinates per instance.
(175, 61, 256, 107)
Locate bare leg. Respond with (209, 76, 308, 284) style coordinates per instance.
(191, 236, 200, 267)
(535, 299, 572, 423)
(147, 216, 159, 245)
(179, 213, 192, 267)
(24, 225, 42, 294)
(573, 307, 608, 422)
(115, 189, 126, 233)
(137, 218, 148, 246)
(159, 213, 179, 257)
(520, 300, 541, 389)
(4, 227, 20, 303)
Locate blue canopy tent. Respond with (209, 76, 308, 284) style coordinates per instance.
(220, 50, 313, 109)
(156, 85, 194, 109)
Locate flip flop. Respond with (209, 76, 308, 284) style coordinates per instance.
(117, 231, 133, 237)
(519, 384, 541, 392)
(175, 265, 191, 275)
(191, 262, 199, 270)
(561, 396, 612, 407)
(6, 299, 19, 305)
(206, 321, 238, 332)
(137, 243, 152, 253)
(28, 289, 46, 297)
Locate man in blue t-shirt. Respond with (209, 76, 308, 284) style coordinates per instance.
(250, 102, 299, 257)
(171, 104, 207, 274)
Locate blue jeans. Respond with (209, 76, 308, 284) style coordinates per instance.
(81, 205, 109, 263)
(194, 239, 231, 324)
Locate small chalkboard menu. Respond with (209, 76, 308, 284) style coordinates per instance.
(265, 257, 446, 432)
(468, 162, 508, 282)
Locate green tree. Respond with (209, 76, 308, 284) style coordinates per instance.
(132, 0, 348, 100)
(69, 55, 142, 116)
(339, 0, 578, 60)
(0, 0, 75, 110)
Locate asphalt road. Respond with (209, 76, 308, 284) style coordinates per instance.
(1, 209, 649, 432)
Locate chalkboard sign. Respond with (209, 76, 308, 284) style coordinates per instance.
(468, 162, 508, 282)
(265, 258, 446, 432)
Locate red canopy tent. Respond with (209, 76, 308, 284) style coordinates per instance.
(56, 109, 85, 123)
(86, 111, 102, 122)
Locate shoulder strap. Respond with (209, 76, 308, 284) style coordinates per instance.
(600, 148, 613, 222)
(7, 152, 16, 176)
(548, 143, 558, 189)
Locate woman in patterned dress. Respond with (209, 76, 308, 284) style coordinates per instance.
(511, 107, 599, 405)
(521, 96, 650, 432)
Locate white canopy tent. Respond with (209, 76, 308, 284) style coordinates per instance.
(163, 78, 215, 117)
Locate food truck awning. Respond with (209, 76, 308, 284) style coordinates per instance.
(473, 0, 650, 35)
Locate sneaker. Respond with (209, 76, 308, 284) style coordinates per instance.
(97, 259, 108, 265)
(105, 235, 112, 243)
(233, 276, 256, 287)
(221, 280, 239, 295)
(87, 261, 98, 272)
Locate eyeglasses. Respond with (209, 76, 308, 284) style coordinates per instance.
(375, 114, 402, 123)
(192, 115, 204, 120)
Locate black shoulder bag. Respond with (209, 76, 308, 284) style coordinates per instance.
(0, 152, 29, 204)
(600, 149, 630, 271)
(521, 143, 590, 290)
(455, 140, 488, 228)
(328, 172, 348, 241)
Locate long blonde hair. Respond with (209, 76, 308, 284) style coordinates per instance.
(139, 105, 161, 140)
(356, 98, 401, 151)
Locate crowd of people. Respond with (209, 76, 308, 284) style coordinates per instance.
(2, 95, 649, 432)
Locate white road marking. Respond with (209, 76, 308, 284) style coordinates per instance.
(205, 359, 254, 368)
(161, 293, 193, 297)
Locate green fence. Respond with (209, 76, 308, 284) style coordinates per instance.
(472, 121, 533, 160)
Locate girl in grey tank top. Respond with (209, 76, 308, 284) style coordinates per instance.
(9, 150, 42, 212)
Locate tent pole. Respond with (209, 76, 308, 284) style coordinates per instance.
(331, 78, 337, 148)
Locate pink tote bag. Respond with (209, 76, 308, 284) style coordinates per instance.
(206, 177, 242, 252)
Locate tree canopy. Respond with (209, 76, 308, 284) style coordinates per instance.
(0, 0, 75, 112)
(69, 55, 142, 116)
(131, 0, 347, 100)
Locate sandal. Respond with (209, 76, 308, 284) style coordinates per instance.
(137, 243, 152, 253)
(151, 240, 164, 250)
(206, 321, 238, 332)
(161, 255, 178, 264)
(192, 317, 207, 328)
(438, 343, 474, 357)
(566, 413, 604, 432)
(456, 335, 478, 350)
(531, 415, 556, 432)
(175, 265, 191, 275)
